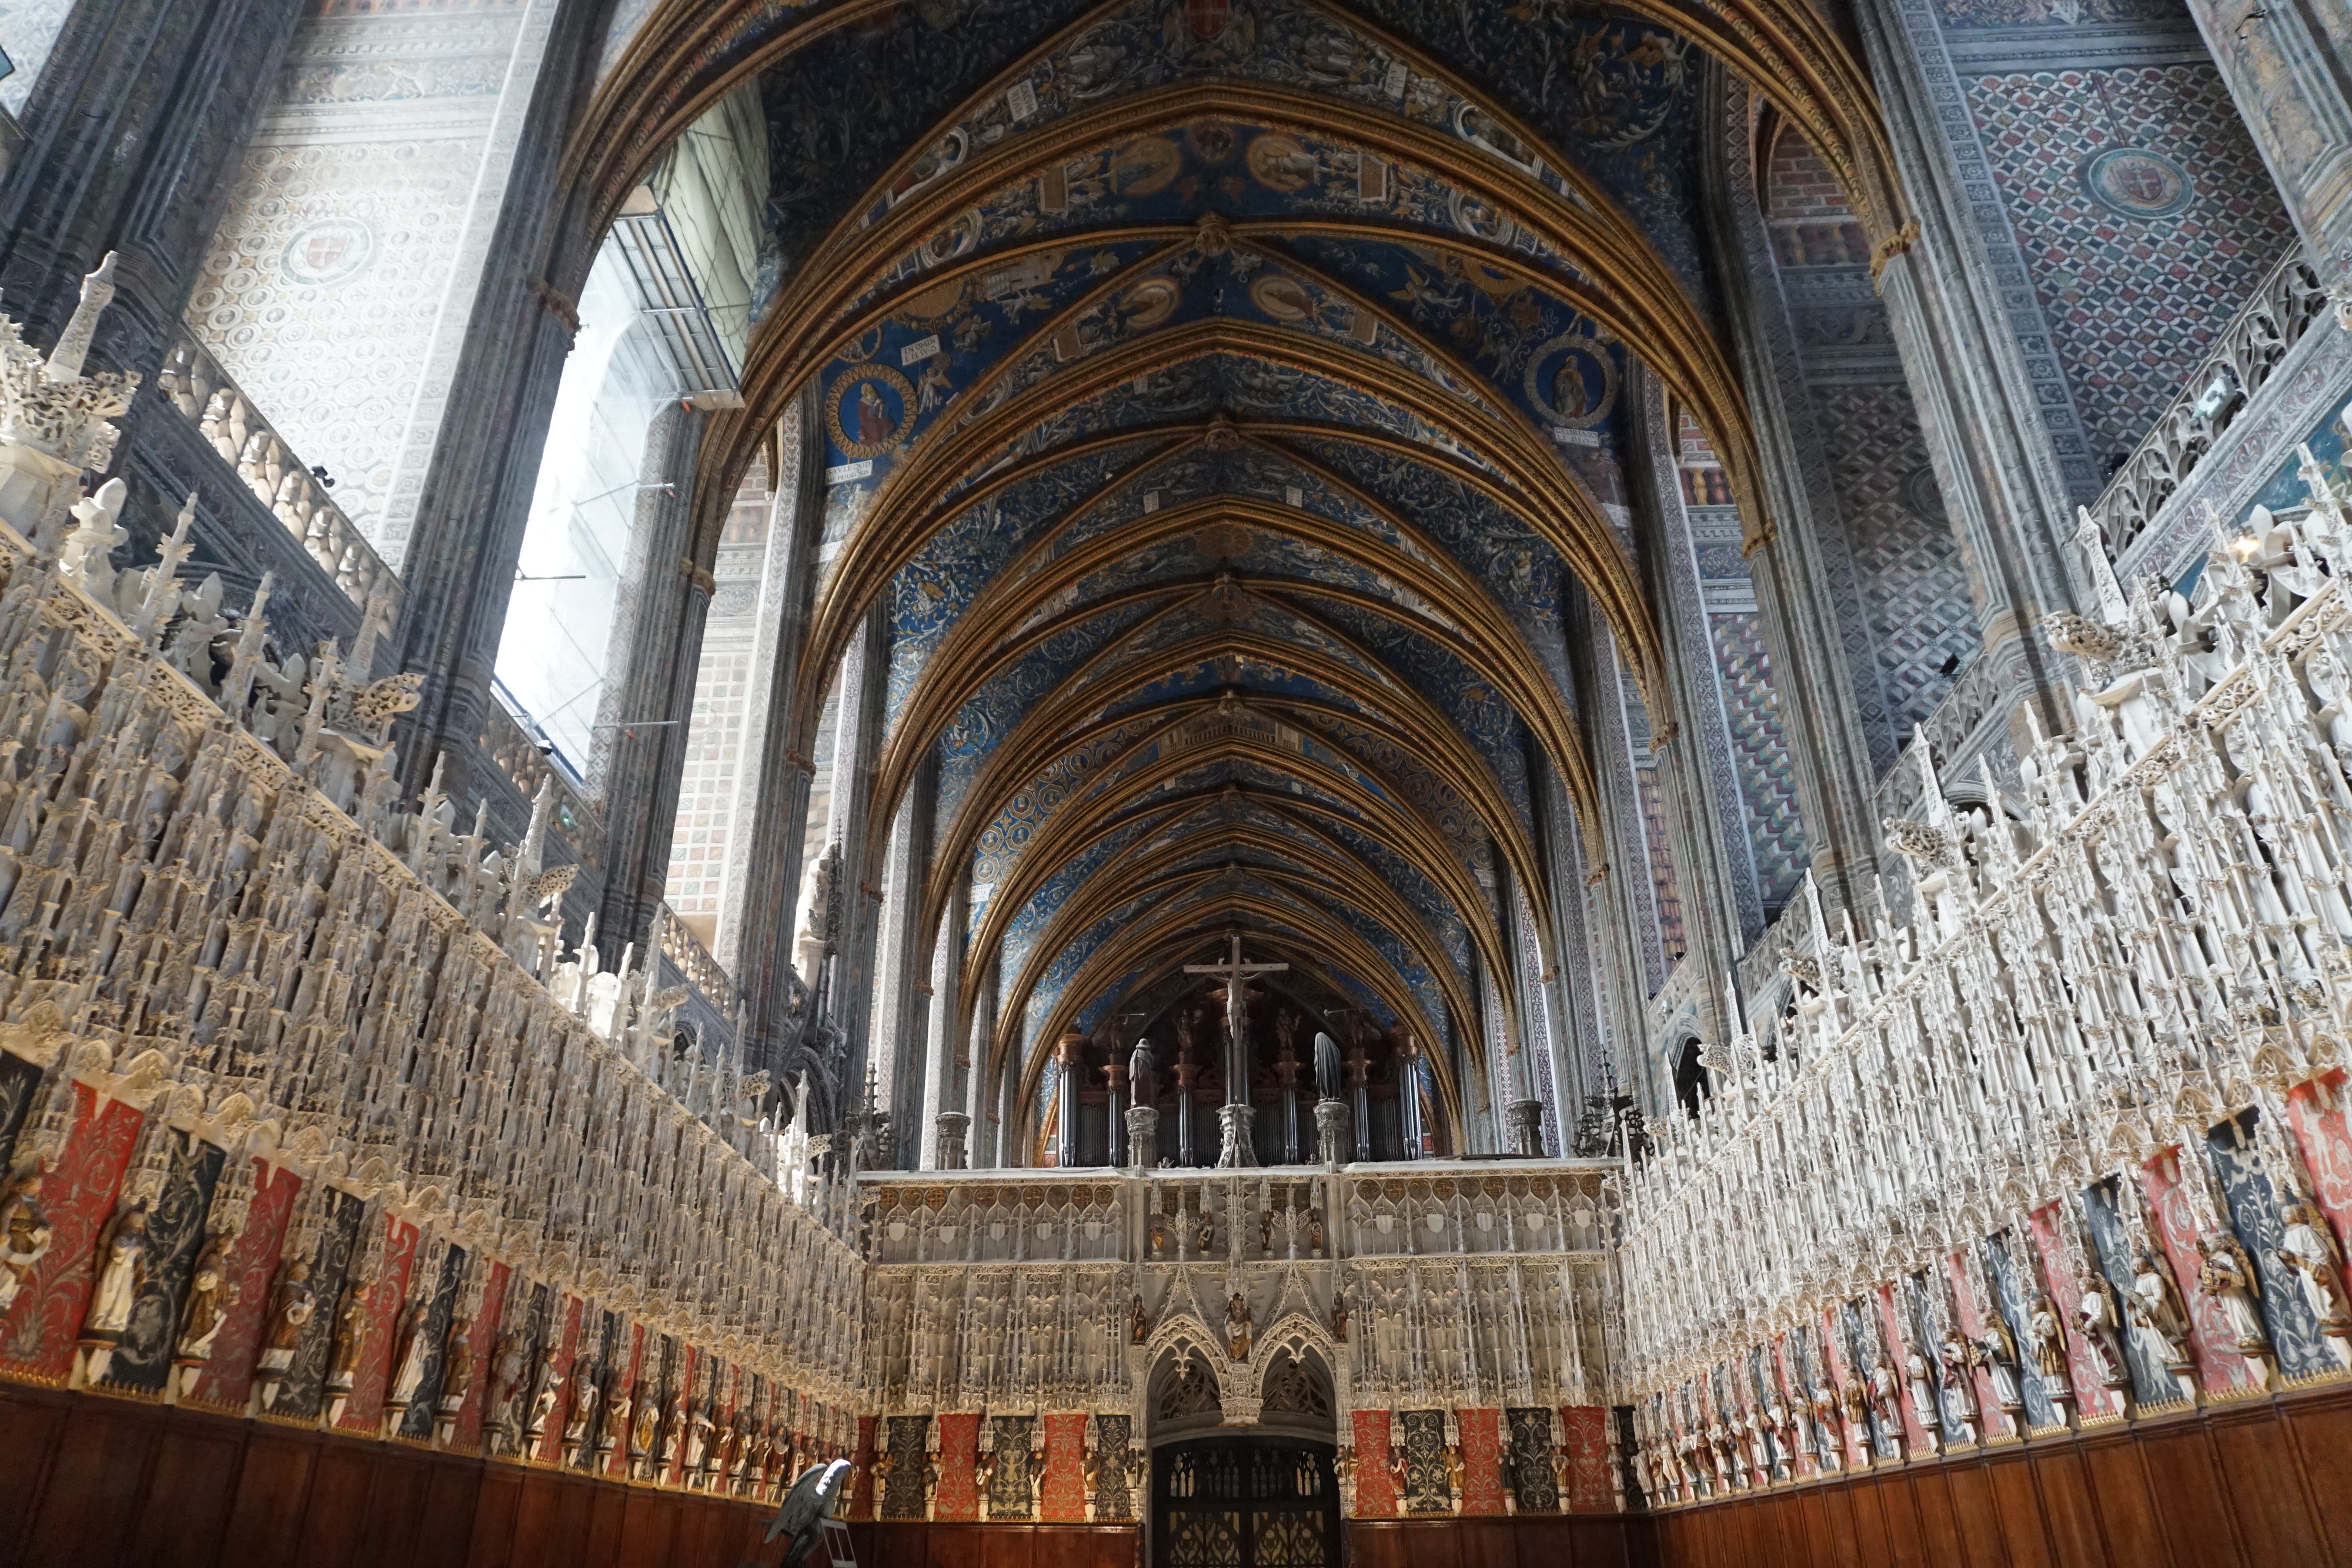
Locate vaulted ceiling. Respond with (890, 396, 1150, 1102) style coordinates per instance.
(569, 0, 1901, 1144)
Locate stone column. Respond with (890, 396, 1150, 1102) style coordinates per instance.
(965, 954, 998, 1168)
(1275, 1045, 1300, 1165)
(821, 604, 889, 1120)
(587, 402, 710, 961)
(0, 0, 306, 368)
(1313, 1096, 1348, 1170)
(869, 758, 936, 1168)
(1053, 1032, 1084, 1169)
(1125, 1104, 1158, 1172)
(920, 865, 968, 1171)
(932, 1110, 969, 1171)
(379, 0, 627, 803)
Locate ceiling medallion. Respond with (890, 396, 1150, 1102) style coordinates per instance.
(2080, 146, 2193, 220)
(824, 363, 916, 460)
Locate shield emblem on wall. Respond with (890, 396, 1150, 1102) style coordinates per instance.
(1185, 0, 1229, 40)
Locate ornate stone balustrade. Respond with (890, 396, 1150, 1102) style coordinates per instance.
(658, 900, 736, 1018)
(856, 1160, 1622, 1519)
(0, 283, 860, 1445)
(1619, 445, 2352, 1502)
(2081, 247, 2328, 563)
(155, 332, 403, 628)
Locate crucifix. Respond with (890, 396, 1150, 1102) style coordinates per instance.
(1185, 933, 1288, 1105)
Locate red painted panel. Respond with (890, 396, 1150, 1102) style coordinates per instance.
(1037, 1412, 1090, 1522)
(537, 1295, 584, 1465)
(338, 1216, 417, 1434)
(1351, 1407, 1396, 1518)
(0, 1086, 143, 1379)
(933, 1411, 983, 1521)
(2287, 1077, 2352, 1257)
(186, 1159, 299, 1413)
(1456, 1407, 1506, 1516)
(2025, 1208, 2118, 1423)
(1562, 1405, 1613, 1513)
(450, 1261, 507, 1453)
(850, 1413, 878, 1521)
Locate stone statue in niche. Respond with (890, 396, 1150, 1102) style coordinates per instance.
(385, 1299, 431, 1425)
(256, 1259, 316, 1411)
(1226, 1292, 1252, 1359)
(1807, 1384, 1840, 1471)
(1330, 1292, 1349, 1342)
(1130, 1292, 1148, 1345)
(596, 1374, 630, 1470)
(2276, 1200, 2352, 1366)
(486, 1329, 529, 1453)
(1975, 1313, 2024, 1432)
(1307, 1208, 1325, 1253)
(1935, 1324, 1979, 1440)
(1866, 1352, 1903, 1442)
(686, 1397, 714, 1486)
(2196, 1228, 2271, 1368)
(325, 1271, 370, 1424)
(172, 1232, 238, 1398)
(0, 1162, 54, 1311)
(630, 1386, 660, 1479)
(1442, 1442, 1465, 1512)
(78, 1197, 149, 1383)
(1900, 1342, 1938, 1452)
(2124, 1251, 2199, 1401)
(1258, 1209, 1274, 1253)
(433, 1313, 473, 1445)
(794, 844, 841, 981)
(524, 1340, 562, 1451)
(2072, 1273, 2131, 1398)
(2026, 1291, 2071, 1409)
(560, 1359, 597, 1465)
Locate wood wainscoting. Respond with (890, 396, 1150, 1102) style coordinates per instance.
(861, 1523, 1137, 1565)
(1345, 1514, 1652, 1566)
(0, 1380, 789, 1568)
(1648, 1385, 2352, 1568)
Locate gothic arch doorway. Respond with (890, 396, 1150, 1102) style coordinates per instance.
(1146, 1342, 1340, 1567)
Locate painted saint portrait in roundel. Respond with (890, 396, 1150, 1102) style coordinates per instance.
(827, 365, 916, 460)
(1524, 330, 1619, 430)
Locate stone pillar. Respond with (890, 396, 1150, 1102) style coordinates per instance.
(379, 0, 629, 802)
(1214, 1104, 1257, 1169)
(870, 759, 936, 1168)
(1053, 1032, 1085, 1169)
(1275, 1046, 1300, 1165)
(964, 954, 997, 1168)
(0, 0, 306, 372)
(587, 401, 710, 961)
(920, 867, 967, 1171)
(1505, 1099, 1545, 1159)
(995, 1044, 1019, 1167)
(822, 604, 889, 1121)
(932, 1111, 968, 1172)
(1313, 1097, 1348, 1170)
(1125, 1104, 1158, 1172)
(728, 387, 825, 1085)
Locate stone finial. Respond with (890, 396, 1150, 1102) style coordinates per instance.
(43, 250, 117, 385)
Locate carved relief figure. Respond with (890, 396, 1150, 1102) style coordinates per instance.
(2072, 1274, 2130, 1395)
(79, 1198, 149, 1380)
(2196, 1228, 2270, 1359)
(433, 1313, 473, 1443)
(561, 1360, 598, 1465)
(2124, 1251, 2197, 1399)
(325, 1272, 370, 1422)
(386, 1299, 431, 1419)
(1225, 1292, 1251, 1360)
(1130, 1292, 1148, 1345)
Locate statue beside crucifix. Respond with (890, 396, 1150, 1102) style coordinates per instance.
(1185, 932, 1287, 1167)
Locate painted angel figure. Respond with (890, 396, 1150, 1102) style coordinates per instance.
(0, 1164, 53, 1312)
(2072, 1273, 2131, 1393)
(2124, 1252, 2196, 1376)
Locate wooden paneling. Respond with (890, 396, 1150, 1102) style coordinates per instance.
(1641, 1389, 2352, 1568)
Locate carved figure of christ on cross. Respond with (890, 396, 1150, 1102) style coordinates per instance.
(1185, 933, 1287, 1106)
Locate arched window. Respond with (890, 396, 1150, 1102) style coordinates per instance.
(1672, 1038, 1711, 1122)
